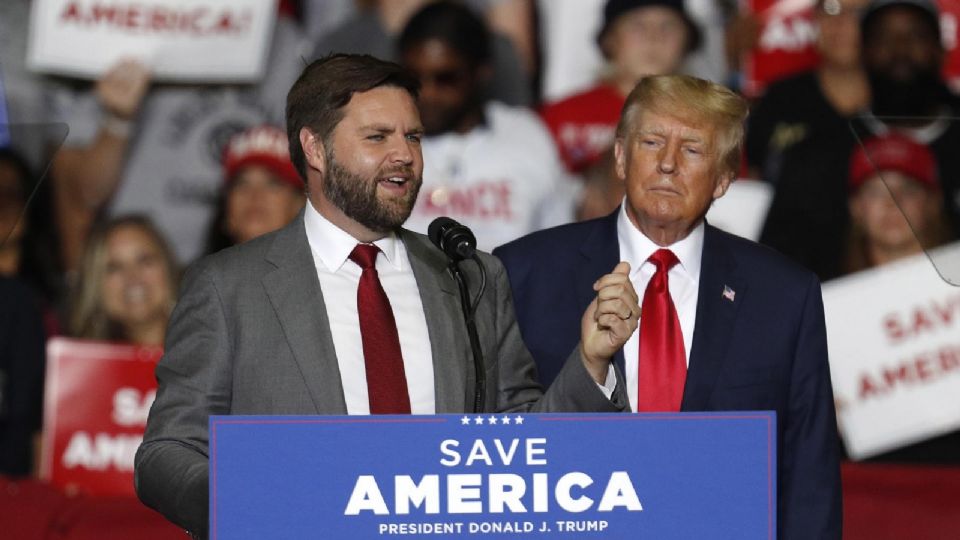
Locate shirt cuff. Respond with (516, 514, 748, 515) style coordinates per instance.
(595, 364, 617, 399)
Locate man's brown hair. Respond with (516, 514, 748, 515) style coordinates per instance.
(286, 54, 421, 180)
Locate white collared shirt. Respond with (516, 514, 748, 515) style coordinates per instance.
(616, 201, 704, 412)
(303, 201, 436, 414)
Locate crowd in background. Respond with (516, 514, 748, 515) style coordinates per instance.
(2, 0, 959, 478)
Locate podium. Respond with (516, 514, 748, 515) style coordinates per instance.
(210, 412, 775, 539)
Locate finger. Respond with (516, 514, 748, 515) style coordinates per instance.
(597, 313, 622, 330)
(596, 296, 630, 318)
(596, 281, 640, 308)
(598, 314, 637, 344)
(596, 297, 637, 321)
(596, 283, 629, 302)
(591, 261, 631, 290)
(593, 271, 631, 291)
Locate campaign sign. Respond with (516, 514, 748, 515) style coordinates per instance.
(26, 0, 277, 82)
(743, 0, 960, 97)
(940, 0, 960, 91)
(742, 0, 819, 98)
(40, 337, 162, 496)
(823, 243, 960, 459)
(210, 412, 776, 540)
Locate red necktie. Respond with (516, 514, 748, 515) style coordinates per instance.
(349, 244, 411, 414)
(637, 249, 687, 412)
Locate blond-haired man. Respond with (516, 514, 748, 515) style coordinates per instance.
(495, 75, 842, 539)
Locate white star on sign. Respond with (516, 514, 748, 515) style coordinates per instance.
(474, 417, 485, 425)
(488, 416, 498, 425)
(501, 416, 511, 425)
(514, 416, 524, 425)
(461, 416, 471, 425)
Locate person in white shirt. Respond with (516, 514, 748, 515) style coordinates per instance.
(136, 53, 638, 540)
(397, 1, 577, 251)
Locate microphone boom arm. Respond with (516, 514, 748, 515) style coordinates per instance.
(448, 255, 486, 413)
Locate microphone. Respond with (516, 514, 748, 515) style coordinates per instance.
(427, 216, 486, 413)
(428, 217, 476, 262)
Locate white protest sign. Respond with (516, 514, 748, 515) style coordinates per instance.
(823, 243, 960, 459)
(705, 179, 773, 242)
(27, 0, 277, 82)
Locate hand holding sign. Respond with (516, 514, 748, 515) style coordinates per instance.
(580, 262, 640, 382)
(96, 59, 151, 123)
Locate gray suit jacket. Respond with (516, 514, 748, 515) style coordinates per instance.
(134, 212, 626, 537)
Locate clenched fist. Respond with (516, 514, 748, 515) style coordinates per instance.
(579, 262, 640, 383)
(96, 59, 151, 121)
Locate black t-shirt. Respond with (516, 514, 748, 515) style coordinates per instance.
(757, 116, 862, 281)
(746, 71, 855, 183)
(758, 88, 960, 282)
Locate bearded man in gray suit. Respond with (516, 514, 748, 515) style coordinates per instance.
(135, 54, 639, 539)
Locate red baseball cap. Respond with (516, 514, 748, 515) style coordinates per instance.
(848, 133, 939, 192)
(223, 126, 303, 190)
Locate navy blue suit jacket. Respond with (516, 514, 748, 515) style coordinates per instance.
(494, 210, 842, 539)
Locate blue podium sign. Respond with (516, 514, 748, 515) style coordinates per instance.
(210, 412, 775, 540)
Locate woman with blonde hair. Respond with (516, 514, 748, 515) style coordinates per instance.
(69, 216, 179, 346)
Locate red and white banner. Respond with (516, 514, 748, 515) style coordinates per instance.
(741, 0, 819, 98)
(743, 0, 960, 98)
(940, 0, 960, 91)
(39, 338, 162, 497)
(823, 243, 960, 459)
(26, 0, 277, 82)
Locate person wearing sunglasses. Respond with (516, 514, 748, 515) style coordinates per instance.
(398, 1, 576, 252)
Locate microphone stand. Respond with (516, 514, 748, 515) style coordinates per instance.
(448, 255, 487, 413)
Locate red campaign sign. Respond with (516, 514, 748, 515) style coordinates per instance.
(941, 0, 960, 89)
(742, 0, 819, 98)
(39, 337, 162, 497)
(744, 0, 960, 98)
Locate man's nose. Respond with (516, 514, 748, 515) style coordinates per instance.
(390, 135, 416, 165)
(657, 141, 678, 174)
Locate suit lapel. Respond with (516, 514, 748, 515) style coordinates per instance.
(401, 230, 470, 413)
(262, 213, 348, 414)
(576, 211, 626, 373)
(682, 224, 745, 410)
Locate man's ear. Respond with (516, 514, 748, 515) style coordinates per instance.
(712, 170, 735, 200)
(614, 138, 627, 182)
(299, 127, 326, 176)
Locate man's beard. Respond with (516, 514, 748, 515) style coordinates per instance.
(321, 151, 422, 233)
(421, 94, 482, 136)
(869, 69, 951, 119)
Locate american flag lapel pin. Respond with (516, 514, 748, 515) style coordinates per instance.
(722, 285, 736, 302)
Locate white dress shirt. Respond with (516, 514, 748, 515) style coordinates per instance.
(303, 201, 436, 414)
(616, 201, 704, 412)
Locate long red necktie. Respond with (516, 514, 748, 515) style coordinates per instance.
(349, 244, 411, 414)
(637, 249, 687, 412)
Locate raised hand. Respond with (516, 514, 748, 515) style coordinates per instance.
(96, 59, 151, 123)
(579, 261, 640, 383)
